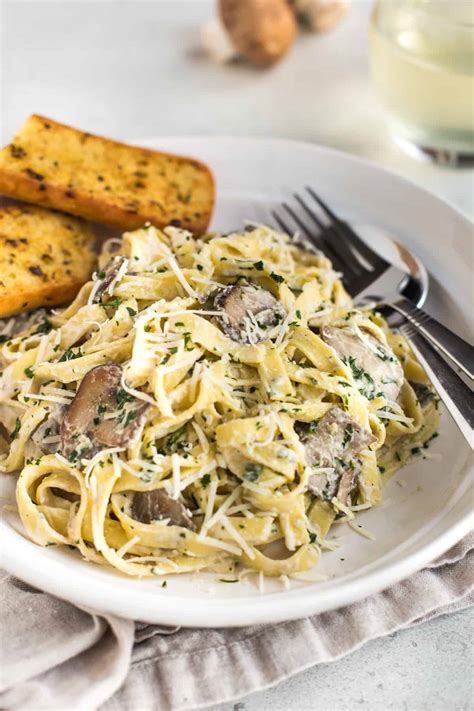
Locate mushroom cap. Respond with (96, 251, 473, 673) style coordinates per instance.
(131, 489, 196, 530)
(219, 0, 297, 67)
(214, 282, 286, 344)
(60, 364, 149, 461)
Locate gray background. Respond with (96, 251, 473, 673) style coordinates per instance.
(1, 1, 473, 709)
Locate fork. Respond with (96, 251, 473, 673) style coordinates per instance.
(272, 187, 473, 382)
(272, 188, 474, 442)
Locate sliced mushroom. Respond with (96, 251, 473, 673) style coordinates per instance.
(409, 381, 436, 408)
(32, 405, 64, 454)
(131, 489, 196, 530)
(321, 326, 404, 401)
(214, 282, 286, 344)
(60, 364, 149, 462)
(0, 308, 51, 342)
(93, 256, 128, 303)
(336, 462, 364, 505)
(50, 487, 80, 503)
(297, 407, 376, 503)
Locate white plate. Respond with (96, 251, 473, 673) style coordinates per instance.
(1, 137, 472, 627)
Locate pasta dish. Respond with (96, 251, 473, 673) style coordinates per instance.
(0, 224, 439, 579)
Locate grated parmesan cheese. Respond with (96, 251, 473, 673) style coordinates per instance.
(331, 497, 355, 519)
(347, 519, 376, 540)
(375, 410, 413, 424)
(25, 393, 73, 406)
(171, 453, 181, 499)
(192, 422, 209, 453)
(196, 534, 242, 557)
(201, 485, 241, 536)
(167, 256, 199, 298)
(221, 516, 256, 559)
(116, 534, 141, 558)
(120, 371, 157, 407)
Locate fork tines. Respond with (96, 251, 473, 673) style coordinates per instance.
(272, 187, 389, 293)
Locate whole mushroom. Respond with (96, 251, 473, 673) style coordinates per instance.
(202, 0, 297, 67)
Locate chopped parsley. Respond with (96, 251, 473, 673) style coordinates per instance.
(270, 272, 285, 284)
(183, 332, 194, 351)
(126, 307, 137, 317)
(343, 356, 377, 400)
(100, 297, 122, 310)
(118, 407, 138, 427)
(157, 425, 188, 455)
(244, 462, 262, 481)
(200, 473, 211, 488)
(116, 387, 133, 409)
(10, 418, 21, 441)
(58, 347, 83, 362)
(253, 260, 264, 271)
(33, 317, 53, 335)
(24, 366, 35, 378)
(67, 448, 80, 463)
(342, 424, 354, 446)
(375, 346, 398, 364)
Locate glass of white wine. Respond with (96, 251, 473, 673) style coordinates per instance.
(369, 0, 474, 165)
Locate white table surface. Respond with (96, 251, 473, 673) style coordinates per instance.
(1, 1, 473, 709)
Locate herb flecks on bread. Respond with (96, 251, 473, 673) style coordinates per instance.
(0, 205, 97, 317)
(0, 115, 215, 235)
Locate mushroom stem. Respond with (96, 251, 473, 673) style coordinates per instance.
(201, 16, 238, 64)
(291, 0, 350, 33)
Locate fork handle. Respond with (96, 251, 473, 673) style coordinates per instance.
(393, 298, 474, 382)
(399, 324, 474, 444)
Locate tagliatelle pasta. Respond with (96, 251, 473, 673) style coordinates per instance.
(0, 224, 439, 579)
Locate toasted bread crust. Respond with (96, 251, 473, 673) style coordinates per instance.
(0, 115, 215, 235)
(0, 204, 97, 317)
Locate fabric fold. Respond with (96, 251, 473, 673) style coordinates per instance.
(0, 534, 472, 711)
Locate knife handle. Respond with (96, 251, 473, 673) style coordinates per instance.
(400, 322, 474, 445)
(393, 297, 474, 382)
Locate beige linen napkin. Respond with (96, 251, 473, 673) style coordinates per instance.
(1, 534, 472, 711)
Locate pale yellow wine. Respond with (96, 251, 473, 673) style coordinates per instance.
(370, 0, 474, 152)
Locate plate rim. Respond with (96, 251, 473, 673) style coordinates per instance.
(1, 499, 471, 626)
(1, 135, 472, 627)
(134, 134, 474, 225)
